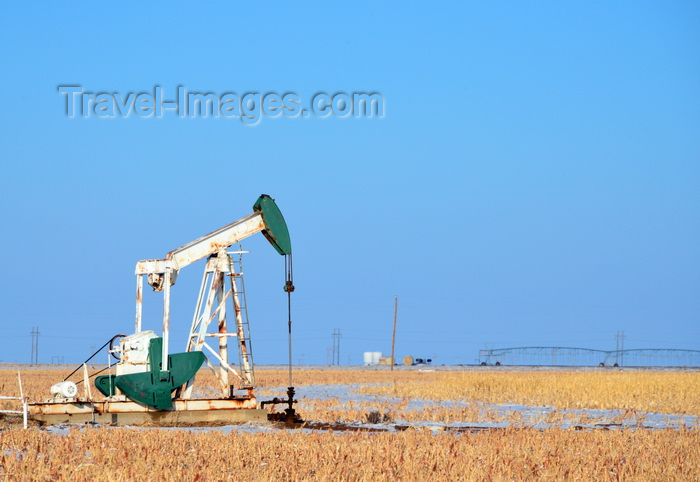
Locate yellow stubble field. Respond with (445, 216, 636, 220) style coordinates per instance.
(1, 368, 698, 480)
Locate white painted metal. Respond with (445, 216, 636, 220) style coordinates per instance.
(19, 371, 26, 429)
(201, 343, 242, 381)
(217, 273, 228, 390)
(116, 331, 157, 375)
(50, 381, 78, 398)
(82, 364, 93, 400)
(135, 274, 143, 333)
(132, 212, 266, 374)
(231, 269, 253, 385)
(162, 268, 171, 372)
(181, 250, 254, 399)
(1, 373, 30, 428)
(133, 213, 264, 284)
(166, 213, 264, 271)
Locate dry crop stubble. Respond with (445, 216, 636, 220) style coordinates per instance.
(1, 368, 699, 480)
(3, 368, 698, 428)
(0, 426, 698, 480)
(357, 370, 700, 415)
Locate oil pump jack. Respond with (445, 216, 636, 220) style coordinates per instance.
(29, 195, 297, 425)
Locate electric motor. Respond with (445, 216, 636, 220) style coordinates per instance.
(50, 381, 78, 399)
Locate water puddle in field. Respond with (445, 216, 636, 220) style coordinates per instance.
(154, 383, 699, 434)
(276, 383, 699, 433)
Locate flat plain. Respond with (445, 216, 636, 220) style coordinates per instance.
(1, 367, 698, 480)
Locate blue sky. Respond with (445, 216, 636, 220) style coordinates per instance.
(1, 2, 698, 366)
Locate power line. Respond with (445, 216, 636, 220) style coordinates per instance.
(331, 329, 342, 365)
(30, 326, 40, 364)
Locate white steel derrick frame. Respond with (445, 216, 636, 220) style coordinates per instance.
(180, 250, 254, 399)
(133, 212, 265, 376)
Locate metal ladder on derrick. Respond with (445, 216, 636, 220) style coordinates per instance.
(228, 251, 255, 390)
(181, 248, 255, 398)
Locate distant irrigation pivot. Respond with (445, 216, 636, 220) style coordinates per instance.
(478, 347, 700, 367)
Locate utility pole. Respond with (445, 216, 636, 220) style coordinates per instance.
(332, 329, 342, 365)
(391, 297, 398, 371)
(30, 326, 40, 364)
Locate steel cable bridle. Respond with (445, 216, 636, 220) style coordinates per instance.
(284, 253, 295, 388)
(63, 334, 126, 382)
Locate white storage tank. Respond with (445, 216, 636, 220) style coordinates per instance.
(363, 351, 383, 366)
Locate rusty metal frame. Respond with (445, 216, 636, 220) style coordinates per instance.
(132, 212, 266, 389)
(180, 249, 254, 399)
(28, 397, 265, 426)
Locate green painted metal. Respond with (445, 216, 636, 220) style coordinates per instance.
(95, 374, 117, 397)
(94, 337, 205, 410)
(253, 194, 292, 255)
